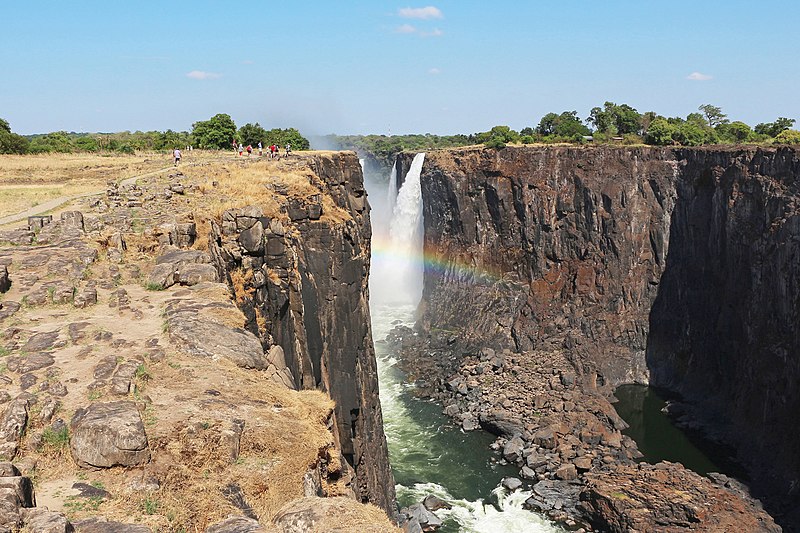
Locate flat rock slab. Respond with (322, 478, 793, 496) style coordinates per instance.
(165, 300, 266, 370)
(69, 401, 150, 469)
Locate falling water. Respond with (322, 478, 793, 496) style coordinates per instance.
(363, 156, 564, 533)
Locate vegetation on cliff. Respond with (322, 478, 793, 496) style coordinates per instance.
(327, 103, 798, 163)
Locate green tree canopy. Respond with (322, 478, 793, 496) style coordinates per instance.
(263, 128, 310, 150)
(774, 129, 800, 144)
(588, 102, 642, 135)
(644, 118, 676, 146)
(699, 104, 729, 128)
(755, 117, 796, 138)
(238, 123, 269, 147)
(536, 112, 590, 139)
(0, 118, 29, 154)
(192, 113, 237, 149)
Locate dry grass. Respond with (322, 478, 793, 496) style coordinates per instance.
(0, 150, 230, 220)
(230, 268, 255, 305)
(181, 157, 352, 226)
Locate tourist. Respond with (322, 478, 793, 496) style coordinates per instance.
(246, 144, 252, 156)
(258, 141, 262, 156)
(285, 143, 291, 157)
(173, 148, 181, 166)
(238, 143, 244, 156)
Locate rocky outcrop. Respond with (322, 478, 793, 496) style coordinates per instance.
(69, 401, 150, 469)
(209, 153, 395, 514)
(580, 462, 780, 532)
(413, 145, 799, 529)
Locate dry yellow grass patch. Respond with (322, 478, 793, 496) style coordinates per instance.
(182, 157, 352, 227)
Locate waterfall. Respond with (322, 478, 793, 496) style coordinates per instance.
(370, 152, 425, 305)
(364, 154, 564, 533)
(387, 163, 398, 213)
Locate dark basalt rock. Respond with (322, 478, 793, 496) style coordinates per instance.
(413, 145, 798, 530)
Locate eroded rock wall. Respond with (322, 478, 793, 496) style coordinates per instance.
(417, 146, 679, 386)
(416, 145, 800, 524)
(209, 152, 395, 514)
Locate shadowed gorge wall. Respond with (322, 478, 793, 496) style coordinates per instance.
(209, 152, 396, 514)
(415, 145, 800, 521)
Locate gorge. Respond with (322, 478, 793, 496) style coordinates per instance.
(387, 145, 798, 531)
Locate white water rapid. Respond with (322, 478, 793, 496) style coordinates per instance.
(362, 157, 564, 533)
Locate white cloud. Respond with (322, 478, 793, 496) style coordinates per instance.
(398, 6, 443, 19)
(186, 70, 221, 80)
(428, 67, 441, 75)
(686, 71, 713, 81)
(420, 28, 443, 37)
(395, 23, 417, 34)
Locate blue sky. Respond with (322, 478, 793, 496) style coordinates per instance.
(1, 1, 798, 136)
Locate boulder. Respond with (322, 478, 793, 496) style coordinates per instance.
(502, 435, 525, 463)
(147, 263, 177, 290)
(422, 494, 451, 512)
(532, 427, 558, 449)
(20, 507, 74, 533)
(0, 397, 30, 460)
(205, 516, 266, 533)
(272, 496, 395, 533)
(555, 464, 578, 481)
(479, 409, 524, 438)
(69, 401, 150, 469)
(177, 264, 219, 286)
(165, 301, 267, 370)
(0, 265, 9, 293)
(0, 475, 35, 531)
(502, 477, 523, 491)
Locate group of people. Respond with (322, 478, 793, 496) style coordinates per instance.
(232, 140, 291, 159)
(172, 141, 293, 166)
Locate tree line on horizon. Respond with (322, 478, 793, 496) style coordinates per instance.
(0, 114, 310, 155)
(330, 103, 799, 165)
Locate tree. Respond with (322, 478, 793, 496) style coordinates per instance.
(0, 118, 29, 154)
(774, 129, 800, 144)
(588, 102, 642, 135)
(755, 117, 796, 138)
(536, 112, 589, 139)
(192, 113, 237, 149)
(723, 121, 753, 143)
(263, 128, 310, 150)
(239, 122, 269, 147)
(537, 113, 560, 136)
(644, 118, 676, 146)
(698, 104, 729, 128)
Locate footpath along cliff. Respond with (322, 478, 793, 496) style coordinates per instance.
(0, 152, 397, 531)
(393, 145, 798, 531)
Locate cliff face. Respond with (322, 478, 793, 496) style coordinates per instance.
(416, 145, 799, 522)
(209, 152, 395, 514)
(647, 148, 800, 503)
(418, 146, 679, 386)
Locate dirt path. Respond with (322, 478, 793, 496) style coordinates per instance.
(0, 165, 180, 227)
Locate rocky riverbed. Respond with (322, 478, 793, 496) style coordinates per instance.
(388, 326, 780, 532)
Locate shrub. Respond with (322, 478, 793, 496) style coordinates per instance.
(774, 129, 800, 145)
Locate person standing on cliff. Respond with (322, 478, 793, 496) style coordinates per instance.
(258, 141, 262, 156)
(173, 148, 181, 166)
(238, 143, 244, 156)
(285, 143, 291, 157)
